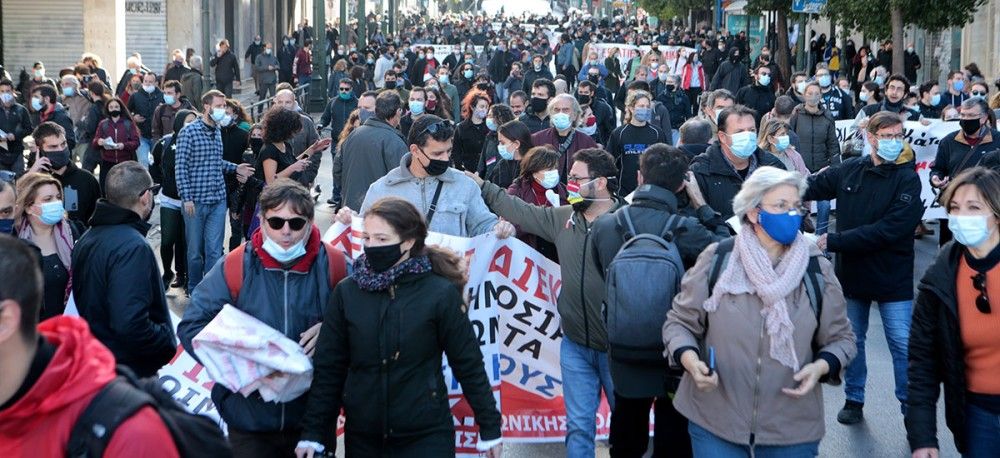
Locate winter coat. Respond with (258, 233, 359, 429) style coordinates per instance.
(519, 110, 550, 134)
(71, 201, 175, 377)
(790, 106, 841, 172)
(336, 118, 408, 211)
(505, 176, 567, 261)
(31, 104, 77, 150)
(293, 48, 313, 78)
(689, 143, 787, 219)
(93, 117, 140, 163)
(179, 70, 204, 106)
(162, 62, 190, 85)
(210, 51, 241, 83)
(736, 84, 776, 128)
(254, 52, 280, 85)
(709, 60, 751, 95)
(531, 127, 599, 183)
(179, 227, 346, 432)
(0, 102, 32, 165)
(803, 155, 924, 302)
(320, 96, 358, 141)
(930, 128, 998, 184)
(657, 88, 692, 130)
(127, 88, 163, 138)
(664, 242, 856, 446)
(0, 316, 179, 457)
(151, 98, 194, 142)
(522, 67, 555, 94)
(361, 153, 498, 238)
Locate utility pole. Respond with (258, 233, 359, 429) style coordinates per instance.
(340, 0, 348, 48)
(357, 0, 367, 48)
(308, 0, 328, 112)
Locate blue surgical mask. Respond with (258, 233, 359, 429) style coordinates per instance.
(859, 92, 870, 102)
(0, 93, 13, 104)
(954, 80, 965, 92)
(949, 214, 991, 248)
(220, 114, 234, 127)
(486, 117, 497, 131)
(874, 75, 885, 86)
(339, 91, 352, 100)
(728, 131, 758, 158)
(262, 232, 307, 263)
(551, 112, 572, 130)
(875, 137, 904, 162)
(408, 100, 425, 115)
(31, 97, 43, 111)
(759, 74, 771, 86)
(930, 93, 941, 106)
(497, 143, 514, 160)
(463, 69, 474, 79)
(633, 107, 652, 123)
(38, 201, 64, 226)
(757, 207, 802, 245)
(775, 135, 790, 151)
(0, 218, 14, 235)
(539, 169, 560, 189)
(211, 107, 227, 123)
(818, 75, 832, 87)
(62, 87, 75, 97)
(163, 94, 176, 105)
(439, 74, 450, 84)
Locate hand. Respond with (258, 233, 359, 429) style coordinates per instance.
(485, 442, 503, 458)
(133, 114, 145, 123)
(29, 156, 51, 174)
(494, 219, 515, 239)
(236, 172, 248, 184)
(236, 163, 255, 178)
(782, 359, 829, 398)
(183, 201, 195, 216)
(920, 118, 931, 126)
(234, 80, 241, 88)
(269, 65, 276, 71)
(680, 350, 718, 392)
(683, 171, 706, 207)
(931, 175, 949, 189)
(294, 446, 316, 458)
(335, 206, 355, 225)
(912, 448, 939, 458)
(299, 322, 322, 358)
(308, 137, 333, 153)
(816, 233, 828, 251)
(5, 133, 13, 141)
(463, 170, 484, 187)
(115, 142, 124, 150)
(291, 158, 310, 172)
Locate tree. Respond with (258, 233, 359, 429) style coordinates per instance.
(745, 0, 808, 89)
(638, 0, 712, 23)
(825, 0, 986, 75)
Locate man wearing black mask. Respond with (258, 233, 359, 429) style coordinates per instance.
(578, 81, 616, 145)
(709, 47, 750, 96)
(26, 122, 100, 228)
(520, 78, 555, 134)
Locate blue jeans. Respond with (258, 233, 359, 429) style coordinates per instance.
(688, 422, 819, 457)
(561, 337, 615, 457)
(844, 298, 911, 409)
(137, 137, 152, 168)
(298, 75, 312, 87)
(183, 201, 227, 292)
(815, 200, 831, 235)
(965, 403, 1000, 457)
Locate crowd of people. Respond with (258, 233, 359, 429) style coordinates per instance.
(2, 8, 1000, 458)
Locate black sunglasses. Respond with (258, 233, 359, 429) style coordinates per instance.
(972, 272, 992, 314)
(339, 87, 352, 92)
(266, 216, 308, 231)
(139, 184, 161, 197)
(416, 119, 454, 138)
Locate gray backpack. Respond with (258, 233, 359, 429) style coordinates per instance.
(604, 207, 685, 365)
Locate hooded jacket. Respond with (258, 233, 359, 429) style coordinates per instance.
(790, 105, 840, 172)
(0, 316, 179, 457)
(336, 117, 408, 211)
(72, 201, 175, 377)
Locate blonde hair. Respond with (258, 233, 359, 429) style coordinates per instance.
(15, 173, 63, 228)
(623, 90, 652, 124)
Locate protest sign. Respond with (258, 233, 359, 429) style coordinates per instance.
(586, 43, 696, 76)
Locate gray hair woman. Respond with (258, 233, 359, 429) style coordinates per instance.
(663, 166, 856, 456)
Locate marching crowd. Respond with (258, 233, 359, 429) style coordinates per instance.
(2, 9, 1000, 458)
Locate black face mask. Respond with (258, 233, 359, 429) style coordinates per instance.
(364, 243, 407, 272)
(666, 84, 676, 92)
(576, 94, 592, 107)
(44, 148, 71, 170)
(109, 110, 121, 118)
(250, 138, 264, 156)
(530, 97, 548, 113)
(960, 118, 983, 136)
(588, 75, 600, 84)
(385, 80, 397, 89)
(419, 148, 450, 176)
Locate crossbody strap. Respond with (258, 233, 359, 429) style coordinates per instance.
(425, 180, 445, 225)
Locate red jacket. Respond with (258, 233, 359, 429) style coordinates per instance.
(293, 48, 313, 77)
(0, 316, 179, 457)
(681, 63, 706, 90)
(93, 117, 141, 164)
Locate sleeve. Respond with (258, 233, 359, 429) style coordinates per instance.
(904, 288, 944, 452)
(210, 55, 219, 67)
(606, 127, 622, 164)
(104, 407, 181, 458)
(174, 128, 192, 202)
(663, 244, 715, 366)
(151, 106, 163, 140)
(437, 287, 502, 440)
(674, 219, 723, 268)
(177, 256, 232, 363)
(121, 122, 140, 151)
(105, 246, 177, 365)
(332, 146, 344, 188)
(480, 180, 559, 242)
(826, 118, 840, 162)
(466, 182, 500, 236)
(930, 138, 950, 182)
(811, 256, 856, 385)
(827, 174, 924, 253)
(320, 100, 334, 128)
(254, 54, 266, 73)
(231, 57, 241, 80)
(298, 284, 351, 447)
(15, 107, 32, 139)
(802, 162, 842, 202)
(91, 121, 106, 149)
(149, 140, 165, 184)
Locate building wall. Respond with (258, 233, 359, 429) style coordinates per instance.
(961, 0, 1000, 82)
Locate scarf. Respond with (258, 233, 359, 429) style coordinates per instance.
(703, 227, 811, 370)
(353, 254, 432, 292)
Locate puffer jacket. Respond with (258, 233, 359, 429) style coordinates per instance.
(178, 226, 346, 432)
(664, 242, 856, 446)
(361, 153, 498, 237)
(790, 106, 840, 172)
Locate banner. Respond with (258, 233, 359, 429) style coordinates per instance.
(586, 43, 697, 77)
(834, 119, 960, 219)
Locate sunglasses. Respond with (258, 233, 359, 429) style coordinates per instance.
(416, 119, 454, 137)
(266, 216, 308, 231)
(972, 272, 992, 314)
(339, 87, 352, 92)
(139, 184, 161, 197)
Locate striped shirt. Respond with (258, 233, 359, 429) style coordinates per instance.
(175, 117, 237, 204)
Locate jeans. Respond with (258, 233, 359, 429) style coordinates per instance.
(183, 201, 227, 291)
(688, 422, 820, 457)
(815, 200, 831, 235)
(160, 206, 187, 281)
(671, 129, 680, 146)
(844, 298, 912, 409)
(137, 137, 152, 168)
(609, 391, 691, 458)
(965, 402, 1000, 458)
(298, 75, 312, 87)
(561, 337, 615, 457)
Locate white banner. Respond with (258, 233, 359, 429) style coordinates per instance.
(586, 43, 697, 77)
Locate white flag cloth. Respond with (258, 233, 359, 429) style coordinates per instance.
(192, 304, 313, 403)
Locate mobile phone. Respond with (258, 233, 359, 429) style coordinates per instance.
(298, 152, 310, 160)
(707, 346, 716, 376)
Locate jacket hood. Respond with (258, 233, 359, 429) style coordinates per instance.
(172, 109, 198, 133)
(632, 184, 681, 211)
(0, 316, 117, 436)
(88, 200, 150, 234)
(250, 225, 323, 273)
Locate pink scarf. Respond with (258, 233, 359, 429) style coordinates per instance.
(703, 227, 811, 370)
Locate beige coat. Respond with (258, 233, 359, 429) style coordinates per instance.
(663, 241, 856, 446)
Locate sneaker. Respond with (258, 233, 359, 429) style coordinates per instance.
(170, 275, 187, 289)
(837, 401, 864, 425)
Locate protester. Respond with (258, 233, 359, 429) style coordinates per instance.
(804, 111, 924, 425)
(520, 78, 556, 133)
(607, 90, 669, 196)
(478, 113, 526, 190)
(664, 165, 856, 456)
(917, 81, 943, 120)
(126, 72, 163, 168)
(210, 39, 241, 97)
(150, 109, 197, 290)
(257, 107, 311, 186)
(151, 80, 194, 142)
(700, 89, 735, 134)
(530, 94, 598, 184)
(657, 73, 692, 144)
(790, 81, 840, 235)
(736, 65, 776, 128)
(758, 119, 809, 176)
(27, 122, 100, 228)
(336, 91, 407, 211)
(15, 172, 75, 320)
(577, 81, 616, 145)
(294, 196, 502, 458)
(0, 79, 32, 173)
(454, 91, 492, 171)
(940, 71, 970, 110)
(320, 78, 357, 140)
(92, 97, 141, 190)
(28, 85, 76, 152)
(677, 118, 713, 159)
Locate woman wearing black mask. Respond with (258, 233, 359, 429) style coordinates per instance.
(150, 108, 197, 290)
(295, 197, 503, 458)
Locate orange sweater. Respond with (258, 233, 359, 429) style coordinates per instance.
(956, 258, 1000, 394)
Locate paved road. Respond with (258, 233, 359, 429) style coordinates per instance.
(151, 116, 959, 457)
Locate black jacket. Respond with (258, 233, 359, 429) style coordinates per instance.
(592, 98, 617, 145)
(0, 102, 32, 163)
(929, 129, 1000, 184)
(299, 269, 502, 448)
(210, 51, 241, 83)
(488, 51, 515, 83)
(709, 60, 750, 96)
(735, 83, 776, 128)
(689, 143, 787, 219)
(905, 241, 973, 454)
(518, 110, 549, 134)
(71, 201, 175, 378)
(55, 164, 101, 228)
(30, 105, 77, 150)
(319, 96, 358, 140)
(522, 67, 554, 93)
(790, 106, 840, 172)
(804, 155, 924, 302)
(126, 88, 164, 138)
(656, 88, 692, 130)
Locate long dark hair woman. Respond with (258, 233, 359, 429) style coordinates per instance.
(295, 197, 502, 458)
(92, 97, 140, 189)
(907, 167, 1000, 458)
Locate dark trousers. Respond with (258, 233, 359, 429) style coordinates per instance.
(227, 427, 300, 458)
(609, 391, 692, 458)
(98, 160, 118, 194)
(228, 211, 244, 251)
(345, 430, 455, 457)
(686, 87, 704, 115)
(160, 206, 187, 280)
(217, 79, 234, 97)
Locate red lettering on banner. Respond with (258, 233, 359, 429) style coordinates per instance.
(180, 360, 215, 390)
(488, 245, 513, 277)
(328, 227, 353, 255)
(511, 256, 535, 292)
(533, 264, 550, 302)
(915, 161, 931, 172)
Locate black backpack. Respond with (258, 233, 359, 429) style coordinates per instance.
(67, 366, 232, 458)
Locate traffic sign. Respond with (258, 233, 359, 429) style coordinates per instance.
(792, 0, 827, 14)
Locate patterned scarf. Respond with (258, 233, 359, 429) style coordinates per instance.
(703, 227, 811, 370)
(353, 254, 432, 292)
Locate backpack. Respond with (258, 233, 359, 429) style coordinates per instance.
(604, 207, 685, 365)
(67, 366, 232, 458)
(708, 237, 824, 320)
(223, 241, 348, 301)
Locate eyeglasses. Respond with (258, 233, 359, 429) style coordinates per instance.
(972, 272, 992, 314)
(266, 216, 308, 231)
(139, 184, 161, 197)
(339, 87, 352, 92)
(972, 92, 988, 97)
(875, 133, 905, 141)
(416, 119, 454, 137)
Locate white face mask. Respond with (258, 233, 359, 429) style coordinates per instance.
(262, 231, 307, 263)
